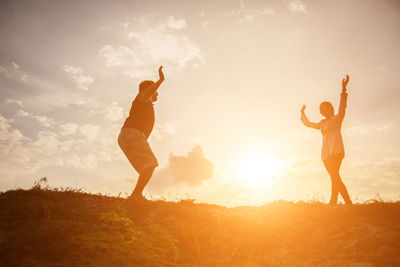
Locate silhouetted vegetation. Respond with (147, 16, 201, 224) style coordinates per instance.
(1, 181, 400, 266)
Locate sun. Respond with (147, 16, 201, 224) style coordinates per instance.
(235, 153, 282, 189)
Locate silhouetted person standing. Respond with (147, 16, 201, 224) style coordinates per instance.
(118, 66, 165, 200)
(300, 75, 352, 205)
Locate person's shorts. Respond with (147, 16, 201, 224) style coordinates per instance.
(118, 128, 158, 174)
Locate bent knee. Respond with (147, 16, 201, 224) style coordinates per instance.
(141, 165, 157, 173)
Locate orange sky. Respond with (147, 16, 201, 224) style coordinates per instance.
(0, 0, 399, 206)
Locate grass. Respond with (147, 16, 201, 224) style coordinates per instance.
(1, 180, 400, 266)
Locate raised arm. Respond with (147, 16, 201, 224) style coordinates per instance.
(140, 66, 165, 102)
(338, 74, 349, 120)
(300, 105, 321, 130)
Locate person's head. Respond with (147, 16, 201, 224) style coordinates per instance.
(319, 101, 334, 118)
(139, 80, 158, 102)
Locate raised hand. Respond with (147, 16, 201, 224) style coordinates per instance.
(301, 105, 306, 113)
(342, 74, 349, 92)
(158, 66, 165, 82)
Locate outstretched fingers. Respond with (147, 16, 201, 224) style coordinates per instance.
(158, 66, 165, 81)
(342, 74, 349, 91)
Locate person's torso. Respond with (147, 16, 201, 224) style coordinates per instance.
(122, 94, 155, 138)
(320, 115, 345, 160)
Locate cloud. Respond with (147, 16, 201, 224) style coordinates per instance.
(14, 109, 55, 127)
(376, 123, 395, 132)
(63, 65, 94, 91)
(225, 7, 275, 23)
(79, 124, 99, 142)
(151, 122, 177, 141)
(0, 115, 24, 145)
(31, 115, 55, 128)
(15, 109, 29, 117)
(0, 110, 123, 185)
(201, 20, 209, 28)
(260, 8, 275, 15)
(343, 122, 396, 136)
(165, 16, 187, 30)
(5, 99, 24, 107)
(200, 12, 209, 29)
(99, 16, 203, 78)
(285, 0, 307, 13)
(342, 157, 400, 195)
(155, 146, 214, 187)
(375, 66, 388, 73)
(0, 62, 28, 82)
(60, 123, 79, 135)
(104, 102, 124, 122)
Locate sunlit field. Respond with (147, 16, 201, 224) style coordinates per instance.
(1, 184, 400, 266)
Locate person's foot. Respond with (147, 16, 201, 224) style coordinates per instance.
(127, 194, 147, 202)
(328, 200, 338, 205)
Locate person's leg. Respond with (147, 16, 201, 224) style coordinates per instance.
(334, 158, 352, 205)
(131, 166, 156, 198)
(338, 180, 352, 204)
(325, 157, 352, 205)
(324, 158, 339, 204)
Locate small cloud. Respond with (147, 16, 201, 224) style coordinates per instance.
(104, 102, 124, 122)
(63, 65, 94, 91)
(60, 123, 79, 135)
(122, 177, 135, 185)
(163, 123, 176, 135)
(200, 12, 209, 29)
(5, 99, 23, 108)
(0, 62, 29, 82)
(11, 62, 20, 71)
(0, 115, 11, 132)
(201, 20, 209, 28)
(151, 122, 177, 141)
(20, 74, 28, 82)
(285, 0, 307, 13)
(260, 8, 275, 15)
(375, 66, 388, 73)
(99, 44, 143, 75)
(166, 16, 187, 30)
(79, 124, 99, 142)
(226, 7, 275, 23)
(157, 146, 214, 186)
(240, 13, 255, 23)
(343, 124, 373, 137)
(65, 153, 98, 170)
(31, 115, 54, 128)
(16, 109, 29, 117)
(376, 123, 395, 132)
(15, 109, 54, 127)
(344, 122, 396, 136)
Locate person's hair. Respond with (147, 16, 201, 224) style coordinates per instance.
(139, 80, 155, 93)
(319, 101, 334, 117)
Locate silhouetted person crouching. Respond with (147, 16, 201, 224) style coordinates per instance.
(118, 66, 165, 201)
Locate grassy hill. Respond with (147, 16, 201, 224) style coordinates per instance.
(1, 185, 400, 266)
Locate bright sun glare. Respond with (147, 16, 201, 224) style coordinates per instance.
(235, 153, 282, 189)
